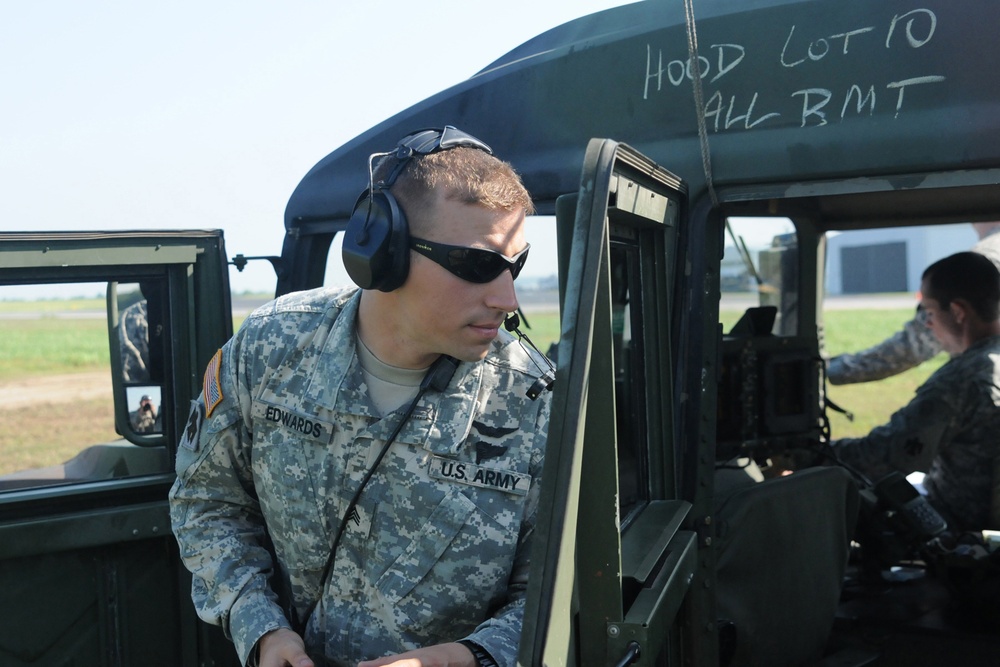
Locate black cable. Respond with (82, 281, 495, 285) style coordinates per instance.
(294, 354, 459, 633)
(504, 313, 555, 399)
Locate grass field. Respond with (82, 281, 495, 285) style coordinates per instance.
(0, 317, 110, 380)
(2, 397, 114, 472)
(0, 298, 938, 474)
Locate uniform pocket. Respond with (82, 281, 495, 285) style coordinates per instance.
(375, 489, 477, 605)
(372, 486, 521, 638)
(252, 422, 329, 572)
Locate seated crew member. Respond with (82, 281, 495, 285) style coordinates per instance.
(168, 127, 551, 667)
(828, 222, 1000, 384)
(832, 252, 1000, 531)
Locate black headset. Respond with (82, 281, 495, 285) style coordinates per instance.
(342, 125, 493, 292)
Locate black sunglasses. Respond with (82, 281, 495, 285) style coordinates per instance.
(410, 236, 530, 283)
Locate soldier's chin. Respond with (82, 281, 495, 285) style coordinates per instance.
(451, 345, 492, 364)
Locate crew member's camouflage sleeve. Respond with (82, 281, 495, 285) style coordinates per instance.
(168, 326, 288, 666)
(826, 307, 942, 385)
(832, 337, 1000, 529)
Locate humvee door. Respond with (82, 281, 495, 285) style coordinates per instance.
(520, 140, 693, 667)
(0, 231, 237, 666)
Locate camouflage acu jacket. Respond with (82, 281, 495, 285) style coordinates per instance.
(833, 335, 1000, 530)
(168, 287, 551, 667)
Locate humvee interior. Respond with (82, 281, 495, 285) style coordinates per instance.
(707, 194, 1000, 664)
(716, 217, 822, 465)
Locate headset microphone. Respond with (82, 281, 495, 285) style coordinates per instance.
(504, 313, 556, 400)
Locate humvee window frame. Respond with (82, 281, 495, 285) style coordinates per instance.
(521, 139, 693, 667)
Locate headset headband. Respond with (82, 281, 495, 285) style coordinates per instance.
(375, 125, 493, 189)
(344, 125, 493, 292)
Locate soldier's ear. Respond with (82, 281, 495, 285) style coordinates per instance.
(950, 299, 971, 325)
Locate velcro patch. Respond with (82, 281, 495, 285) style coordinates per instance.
(427, 455, 530, 496)
(203, 349, 223, 418)
(345, 503, 372, 539)
(251, 401, 334, 443)
(179, 401, 205, 451)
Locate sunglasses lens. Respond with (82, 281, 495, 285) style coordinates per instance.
(510, 250, 528, 279)
(444, 247, 528, 283)
(473, 252, 507, 282)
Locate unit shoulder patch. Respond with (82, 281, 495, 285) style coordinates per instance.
(179, 401, 205, 452)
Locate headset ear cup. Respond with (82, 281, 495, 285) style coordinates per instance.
(378, 189, 409, 291)
(342, 189, 410, 291)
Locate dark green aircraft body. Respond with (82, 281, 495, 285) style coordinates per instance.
(3, 1, 999, 665)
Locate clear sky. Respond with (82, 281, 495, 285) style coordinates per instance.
(2, 1, 634, 294)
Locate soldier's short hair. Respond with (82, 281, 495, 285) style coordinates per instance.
(374, 146, 534, 235)
(922, 251, 1000, 322)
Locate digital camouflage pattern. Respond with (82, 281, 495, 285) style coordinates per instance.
(168, 287, 551, 667)
(832, 335, 1000, 530)
(827, 229, 1000, 384)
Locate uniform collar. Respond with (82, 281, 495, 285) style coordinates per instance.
(302, 289, 363, 412)
(304, 289, 481, 450)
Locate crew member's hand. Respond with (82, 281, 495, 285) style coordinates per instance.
(357, 641, 476, 667)
(258, 628, 315, 667)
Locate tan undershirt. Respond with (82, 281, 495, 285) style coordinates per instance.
(355, 335, 428, 415)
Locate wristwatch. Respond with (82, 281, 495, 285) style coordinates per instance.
(457, 639, 499, 667)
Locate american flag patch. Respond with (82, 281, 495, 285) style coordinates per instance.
(203, 349, 224, 418)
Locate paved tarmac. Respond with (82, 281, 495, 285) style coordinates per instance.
(720, 292, 916, 312)
(4, 290, 918, 319)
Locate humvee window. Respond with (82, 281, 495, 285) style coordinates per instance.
(0, 280, 170, 491)
(716, 217, 820, 463)
(821, 221, 980, 476)
(721, 216, 798, 336)
(609, 233, 651, 522)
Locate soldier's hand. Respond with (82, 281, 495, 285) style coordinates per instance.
(258, 628, 315, 667)
(357, 641, 476, 667)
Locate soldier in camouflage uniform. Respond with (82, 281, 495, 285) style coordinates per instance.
(828, 223, 1000, 384)
(169, 129, 551, 667)
(129, 394, 157, 433)
(832, 252, 1000, 531)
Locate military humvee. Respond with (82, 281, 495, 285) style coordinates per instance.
(3, 1, 999, 665)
